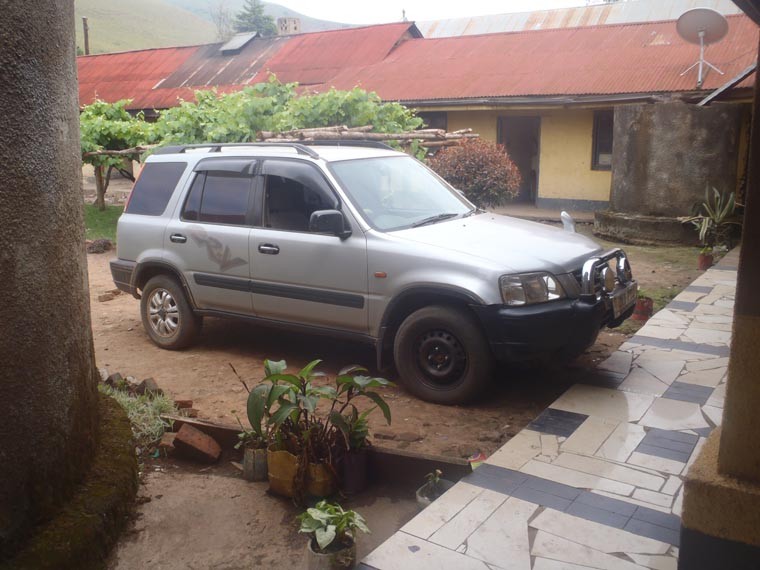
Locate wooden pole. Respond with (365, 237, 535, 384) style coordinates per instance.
(82, 17, 89, 55)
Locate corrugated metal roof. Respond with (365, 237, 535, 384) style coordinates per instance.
(417, 0, 744, 37)
(327, 15, 758, 102)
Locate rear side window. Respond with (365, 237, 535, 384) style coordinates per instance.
(182, 172, 253, 225)
(126, 162, 187, 216)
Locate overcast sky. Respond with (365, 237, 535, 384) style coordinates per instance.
(273, 0, 596, 25)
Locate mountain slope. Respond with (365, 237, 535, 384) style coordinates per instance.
(75, 0, 217, 54)
(164, 0, 352, 33)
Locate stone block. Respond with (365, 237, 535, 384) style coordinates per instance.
(136, 377, 162, 396)
(173, 424, 221, 463)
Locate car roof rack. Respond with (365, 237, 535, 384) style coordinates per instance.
(303, 140, 395, 151)
(152, 142, 320, 159)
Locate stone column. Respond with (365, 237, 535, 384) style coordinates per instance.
(679, 36, 760, 569)
(0, 1, 99, 557)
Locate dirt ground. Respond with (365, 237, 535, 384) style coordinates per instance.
(88, 230, 701, 460)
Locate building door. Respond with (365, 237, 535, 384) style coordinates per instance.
(499, 116, 541, 204)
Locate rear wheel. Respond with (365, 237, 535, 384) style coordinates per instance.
(393, 305, 493, 405)
(140, 275, 201, 349)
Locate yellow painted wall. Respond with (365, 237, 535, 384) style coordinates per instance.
(443, 108, 612, 203)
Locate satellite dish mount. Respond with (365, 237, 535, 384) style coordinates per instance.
(677, 8, 728, 88)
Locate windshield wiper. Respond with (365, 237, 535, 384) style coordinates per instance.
(411, 212, 460, 228)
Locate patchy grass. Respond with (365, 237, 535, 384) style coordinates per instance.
(84, 204, 122, 242)
(99, 384, 176, 447)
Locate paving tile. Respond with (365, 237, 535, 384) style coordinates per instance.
(486, 429, 542, 471)
(635, 444, 690, 463)
(560, 417, 619, 456)
(674, 290, 706, 302)
(510, 485, 574, 512)
(627, 554, 677, 570)
(671, 487, 684, 517)
(429, 489, 507, 549)
(684, 285, 712, 294)
(667, 301, 698, 312)
(693, 314, 732, 325)
(462, 464, 526, 497)
(624, 519, 680, 547)
(464, 497, 537, 569)
(660, 381, 714, 405)
(574, 490, 638, 517)
(693, 304, 733, 316)
(627, 452, 685, 475)
(619, 368, 671, 397)
(638, 399, 710, 431)
(363, 531, 492, 570)
(528, 409, 590, 438)
(597, 423, 647, 463)
(632, 488, 674, 509)
(522, 460, 634, 496)
(530, 508, 669, 555)
(598, 351, 634, 375)
(628, 336, 729, 357)
(705, 384, 725, 408)
(634, 428, 698, 463)
(634, 354, 686, 384)
(564, 502, 629, 529)
(687, 320, 732, 332)
(401, 481, 484, 539)
(682, 437, 707, 474)
(540, 434, 560, 459)
(531, 531, 650, 570)
(580, 369, 628, 389)
(632, 505, 682, 531)
(553, 453, 665, 491)
(691, 426, 713, 438)
(701, 405, 723, 427)
(532, 559, 594, 570)
(676, 368, 725, 388)
(636, 324, 685, 340)
(685, 356, 729, 371)
(521, 472, 583, 501)
(592, 490, 672, 514)
(650, 309, 691, 326)
(552, 385, 654, 423)
(681, 325, 731, 345)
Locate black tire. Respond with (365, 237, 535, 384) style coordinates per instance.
(393, 305, 493, 405)
(140, 275, 201, 350)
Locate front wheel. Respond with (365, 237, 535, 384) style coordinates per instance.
(393, 305, 493, 405)
(140, 275, 201, 350)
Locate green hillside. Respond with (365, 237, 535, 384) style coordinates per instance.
(75, 0, 217, 54)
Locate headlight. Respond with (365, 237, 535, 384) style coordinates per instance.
(499, 272, 566, 306)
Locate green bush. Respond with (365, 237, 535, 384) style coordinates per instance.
(428, 139, 521, 208)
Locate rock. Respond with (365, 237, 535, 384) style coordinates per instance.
(110, 288, 122, 296)
(98, 367, 109, 382)
(174, 399, 193, 409)
(105, 372, 123, 388)
(136, 377, 162, 396)
(396, 431, 423, 443)
(374, 430, 396, 441)
(477, 431, 503, 443)
(125, 376, 141, 392)
(87, 238, 114, 254)
(173, 424, 221, 464)
(97, 292, 115, 303)
(157, 432, 176, 452)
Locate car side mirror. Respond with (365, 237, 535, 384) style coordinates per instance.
(309, 210, 352, 239)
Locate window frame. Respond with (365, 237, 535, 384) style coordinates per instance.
(591, 109, 614, 172)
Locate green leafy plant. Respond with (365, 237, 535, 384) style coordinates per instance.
(419, 469, 448, 500)
(297, 500, 369, 552)
(683, 187, 742, 249)
(229, 361, 280, 450)
(427, 138, 521, 208)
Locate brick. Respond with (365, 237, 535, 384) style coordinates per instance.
(158, 432, 176, 452)
(174, 399, 193, 409)
(136, 377, 163, 396)
(183, 408, 200, 418)
(105, 372, 123, 387)
(173, 424, 221, 464)
(97, 292, 115, 302)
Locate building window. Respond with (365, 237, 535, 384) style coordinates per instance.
(418, 111, 447, 131)
(592, 110, 614, 171)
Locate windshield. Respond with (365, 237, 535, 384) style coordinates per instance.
(330, 156, 474, 231)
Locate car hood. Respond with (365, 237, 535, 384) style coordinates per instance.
(392, 212, 603, 274)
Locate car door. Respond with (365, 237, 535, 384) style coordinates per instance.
(164, 158, 256, 315)
(250, 158, 369, 333)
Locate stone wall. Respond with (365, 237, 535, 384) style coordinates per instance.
(611, 101, 742, 217)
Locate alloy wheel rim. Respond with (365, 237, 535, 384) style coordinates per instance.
(148, 289, 179, 337)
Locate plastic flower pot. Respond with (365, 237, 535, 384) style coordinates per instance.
(698, 252, 714, 271)
(306, 537, 356, 570)
(267, 446, 299, 498)
(632, 297, 654, 322)
(243, 447, 268, 482)
(306, 462, 337, 498)
(415, 479, 455, 509)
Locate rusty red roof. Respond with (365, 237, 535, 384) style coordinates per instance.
(327, 15, 758, 102)
(77, 16, 757, 111)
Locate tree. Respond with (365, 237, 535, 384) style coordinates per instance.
(209, 0, 234, 41)
(428, 139, 521, 208)
(233, 0, 276, 36)
(80, 99, 154, 210)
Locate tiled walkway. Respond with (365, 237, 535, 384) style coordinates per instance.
(361, 250, 737, 570)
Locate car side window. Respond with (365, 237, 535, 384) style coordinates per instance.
(261, 160, 338, 233)
(181, 172, 253, 225)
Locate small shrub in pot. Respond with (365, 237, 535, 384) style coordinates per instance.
(298, 500, 369, 570)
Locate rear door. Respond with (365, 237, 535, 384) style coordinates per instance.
(164, 158, 256, 314)
(249, 159, 369, 333)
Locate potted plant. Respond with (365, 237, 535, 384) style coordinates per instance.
(327, 366, 393, 495)
(298, 500, 369, 570)
(632, 293, 654, 322)
(697, 245, 714, 271)
(416, 469, 455, 508)
(682, 187, 742, 268)
(230, 363, 274, 482)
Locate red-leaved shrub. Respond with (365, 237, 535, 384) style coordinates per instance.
(428, 139, 521, 208)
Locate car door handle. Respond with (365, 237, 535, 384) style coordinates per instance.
(170, 233, 187, 244)
(258, 243, 279, 255)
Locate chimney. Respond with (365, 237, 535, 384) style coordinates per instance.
(82, 17, 90, 55)
(277, 17, 300, 36)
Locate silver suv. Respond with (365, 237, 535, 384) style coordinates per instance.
(111, 142, 637, 404)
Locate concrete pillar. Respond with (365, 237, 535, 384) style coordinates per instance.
(0, 1, 99, 557)
(679, 36, 760, 569)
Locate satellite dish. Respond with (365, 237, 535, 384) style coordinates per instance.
(677, 8, 728, 88)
